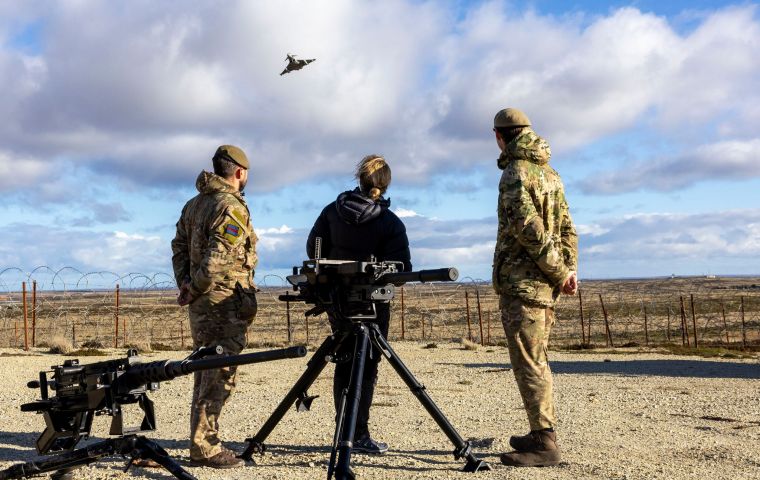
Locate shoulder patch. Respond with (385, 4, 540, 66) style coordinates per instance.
(221, 217, 244, 244)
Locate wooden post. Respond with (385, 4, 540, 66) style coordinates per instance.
(114, 284, 120, 348)
(400, 287, 405, 340)
(421, 312, 425, 340)
(679, 296, 690, 347)
(690, 294, 698, 348)
(579, 289, 586, 345)
(465, 291, 473, 341)
(286, 300, 292, 344)
(721, 302, 729, 345)
(487, 311, 491, 345)
(476, 290, 485, 346)
(643, 303, 649, 346)
(599, 294, 613, 347)
(22, 282, 29, 351)
(32, 281, 37, 347)
(72, 320, 76, 348)
(666, 305, 671, 342)
(740, 296, 747, 349)
(180, 319, 185, 349)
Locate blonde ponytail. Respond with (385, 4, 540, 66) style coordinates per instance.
(356, 154, 391, 200)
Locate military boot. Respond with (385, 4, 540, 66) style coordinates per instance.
(500, 430, 561, 467)
(509, 428, 552, 451)
(190, 448, 245, 469)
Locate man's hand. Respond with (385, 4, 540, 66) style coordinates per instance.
(177, 282, 194, 306)
(562, 271, 578, 296)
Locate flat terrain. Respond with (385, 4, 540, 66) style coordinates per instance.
(0, 343, 759, 479)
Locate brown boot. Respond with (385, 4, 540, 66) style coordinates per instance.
(501, 430, 561, 467)
(190, 448, 245, 469)
(509, 430, 542, 451)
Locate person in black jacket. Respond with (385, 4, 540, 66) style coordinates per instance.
(306, 154, 411, 454)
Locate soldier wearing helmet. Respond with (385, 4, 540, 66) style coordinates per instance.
(492, 108, 578, 467)
(171, 145, 258, 469)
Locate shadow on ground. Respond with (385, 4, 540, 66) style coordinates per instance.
(438, 359, 760, 379)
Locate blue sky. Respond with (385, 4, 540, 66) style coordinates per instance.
(0, 0, 759, 287)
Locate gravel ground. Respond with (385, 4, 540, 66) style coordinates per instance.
(1, 343, 758, 480)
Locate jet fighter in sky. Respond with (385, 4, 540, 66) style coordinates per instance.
(280, 53, 316, 75)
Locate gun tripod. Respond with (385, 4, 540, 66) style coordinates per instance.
(0, 435, 195, 480)
(240, 320, 490, 479)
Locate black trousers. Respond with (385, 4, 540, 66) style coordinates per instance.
(330, 303, 390, 440)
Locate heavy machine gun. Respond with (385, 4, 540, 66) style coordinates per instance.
(241, 257, 490, 479)
(1, 345, 306, 480)
(279, 257, 458, 322)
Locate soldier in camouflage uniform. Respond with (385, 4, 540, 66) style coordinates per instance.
(491, 108, 578, 467)
(171, 145, 258, 469)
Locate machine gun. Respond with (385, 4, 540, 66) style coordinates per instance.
(242, 257, 489, 479)
(1, 345, 306, 480)
(279, 257, 458, 322)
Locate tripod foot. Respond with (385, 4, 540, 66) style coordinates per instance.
(295, 392, 319, 412)
(239, 440, 265, 461)
(462, 457, 491, 472)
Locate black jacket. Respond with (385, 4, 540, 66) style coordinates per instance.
(306, 188, 412, 271)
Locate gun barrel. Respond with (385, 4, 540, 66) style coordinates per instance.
(184, 346, 306, 373)
(119, 346, 306, 389)
(380, 267, 459, 285)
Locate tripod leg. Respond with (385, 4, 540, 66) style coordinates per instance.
(0, 441, 106, 480)
(241, 333, 344, 460)
(326, 387, 348, 480)
(370, 326, 491, 472)
(332, 324, 370, 480)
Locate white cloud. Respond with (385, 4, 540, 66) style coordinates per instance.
(393, 208, 420, 218)
(580, 138, 760, 193)
(0, 2, 757, 196)
(257, 225, 294, 235)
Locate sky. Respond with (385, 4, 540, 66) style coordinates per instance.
(0, 0, 759, 288)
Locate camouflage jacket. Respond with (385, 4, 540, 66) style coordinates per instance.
(492, 128, 578, 307)
(171, 171, 258, 302)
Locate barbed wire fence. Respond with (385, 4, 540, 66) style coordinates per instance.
(0, 267, 758, 352)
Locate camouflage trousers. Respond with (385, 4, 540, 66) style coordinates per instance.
(188, 299, 249, 460)
(500, 295, 557, 430)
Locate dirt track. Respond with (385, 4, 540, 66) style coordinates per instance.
(1, 343, 759, 480)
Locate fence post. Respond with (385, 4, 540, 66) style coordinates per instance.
(679, 296, 689, 347)
(180, 319, 185, 349)
(22, 282, 29, 351)
(487, 311, 491, 345)
(400, 287, 405, 340)
(599, 294, 613, 347)
(421, 312, 425, 340)
(72, 320, 76, 348)
(305, 314, 310, 346)
(32, 280, 37, 347)
(465, 291, 473, 341)
(114, 284, 120, 348)
(740, 296, 747, 349)
(476, 289, 485, 346)
(286, 300, 292, 345)
(666, 304, 671, 342)
(721, 302, 729, 345)
(690, 294, 698, 348)
(643, 303, 649, 346)
(579, 289, 586, 345)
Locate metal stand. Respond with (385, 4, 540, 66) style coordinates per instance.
(241, 321, 490, 479)
(0, 435, 195, 480)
